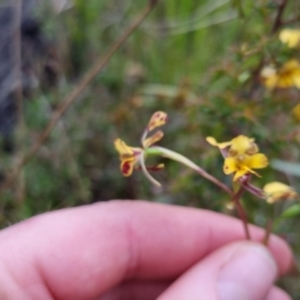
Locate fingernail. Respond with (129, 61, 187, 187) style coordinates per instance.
(217, 243, 277, 300)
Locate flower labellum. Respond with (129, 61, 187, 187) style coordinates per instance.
(263, 182, 298, 204)
(207, 135, 268, 181)
(114, 111, 168, 186)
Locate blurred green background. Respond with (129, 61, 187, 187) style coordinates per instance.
(1, 0, 300, 297)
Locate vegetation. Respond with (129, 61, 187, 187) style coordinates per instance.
(1, 0, 300, 297)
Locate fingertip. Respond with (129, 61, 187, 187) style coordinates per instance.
(267, 234, 294, 276)
(217, 242, 277, 300)
(157, 241, 279, 300)
(266, 286, 291, 300)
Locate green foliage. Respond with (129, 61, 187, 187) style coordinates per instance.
(277, 203, 300, 220)
(1, 0, 300, 296)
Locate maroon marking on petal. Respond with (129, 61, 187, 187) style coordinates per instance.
(122, 161, 131, 175)
(146, 165, 164, 171)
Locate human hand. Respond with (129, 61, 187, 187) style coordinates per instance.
(0, 201, 292, 300)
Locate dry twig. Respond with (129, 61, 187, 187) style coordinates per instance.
(0, 0, 160, 195)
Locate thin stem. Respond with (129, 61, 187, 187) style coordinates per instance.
(139, 152, 161, 187)
(153, 146, 232, 196)
(262, 219, 273, 246)
(242, 181, 266, 199)
(271, 0, 289, 34)
(12, 0, 26, 204)
(0, 0, 160, 195)
(232, 185, 251, 240)
(247, 0, 289, 98)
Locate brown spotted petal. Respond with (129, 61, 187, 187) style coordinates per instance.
(146, 111, 168, 132)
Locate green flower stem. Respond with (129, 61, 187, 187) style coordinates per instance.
(146, 146, 232, 196)
(144, 147, 164, 156)
(139, 151, 162, 187)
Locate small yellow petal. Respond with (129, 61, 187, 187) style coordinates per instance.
(245, 153, 268, 169)
(145, 163, 165, 171)
(114, 138, 143, 176)
(263, 181, 298, 204)
(206, 137, 218, 146)
(233, 168, 249, 181)
(261, 60, 300, 90)
(283, 59, 300, 70)
(278, 60, 300, 89)
(292, 103, 300, 121)
(261, 66, 278, 89)
(292, 74, 300, 88)
(279, 29, 300, 48)
(142, 130, 164, 148)
(223, 157, 237, 174)
(146, 111, 168, 132)
(114, 138, 133, 156)
(114, 138, 142, 159)
(206, 137, 231, 149)
(155, 163, 164, 170)
(265, 75, 279, 90)
(229, 135, 258, 156)
(224, 155, 263, 181)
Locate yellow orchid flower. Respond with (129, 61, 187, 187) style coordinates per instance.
(145, 111, 168, 133)
(263, 182, 298, 204)
(114, 111, 232, 194)
(114, 139, 143, 177)
(207, 135, 268, 181)
(206, 137, 232, 150)
(261, 60, 300, 90)
(229, 135, 259, 156)
(279, 28, 300, 48)
(206, 135, 259, 156)
(224, 153, 268, 181)
(207, 135, 258, 154)
(114, 111, 167, 186)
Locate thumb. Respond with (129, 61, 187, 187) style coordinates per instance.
(158, 241, 290, 300)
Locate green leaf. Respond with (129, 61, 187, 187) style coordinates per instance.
(280, 204, 300, 219)
(273, 204, 300, 230)
(271, 159, 300, 177)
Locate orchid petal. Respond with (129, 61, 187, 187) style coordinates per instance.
(263, 182, 298, 204)
(143, 130, 164, 148)
(233, 168, 249, 181)
(114, 138, 134, 157)
(206, 137, 231, 149)
(121, 159, 135, 177)
(245, 153, 268, 169)
(229, 135, 258, 156)
(139, 152, 161, 186)
(279, 29, 300, 48)
(146, 111, 168, 133)
(223, 157, 237, 174)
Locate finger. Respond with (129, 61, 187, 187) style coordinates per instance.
(0, 201, 292, 300)
(97, 282, 291, 300)
(157, 241, 279, 300)
(266, 286, 291, 300)
(98, 280, 169, 300)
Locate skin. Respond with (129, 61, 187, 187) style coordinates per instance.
(0, 200, 292, 300)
